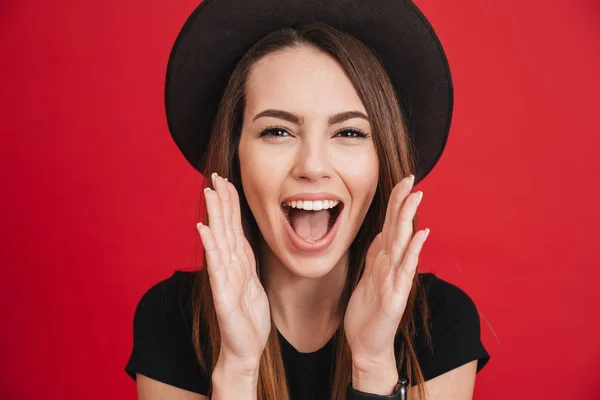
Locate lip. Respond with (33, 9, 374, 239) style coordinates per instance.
(280, 201, 344, 253)
(280, 192, 344, 204)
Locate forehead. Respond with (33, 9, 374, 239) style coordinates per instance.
(245, 46, 366, 116)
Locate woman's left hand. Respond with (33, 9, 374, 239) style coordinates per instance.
(344, 174, 430, 372)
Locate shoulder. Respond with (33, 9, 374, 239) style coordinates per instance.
(132, 270, 196, 327)
(412, 273, 491, 381)
(125, 270, 210, 395)
(419, 272, 479, 317)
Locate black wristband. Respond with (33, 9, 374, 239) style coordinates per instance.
(346, 378, 408, 400)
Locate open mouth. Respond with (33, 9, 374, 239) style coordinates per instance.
(281, 201, 344, 243)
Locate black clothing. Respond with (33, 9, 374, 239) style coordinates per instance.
(125, 271, 490, 398)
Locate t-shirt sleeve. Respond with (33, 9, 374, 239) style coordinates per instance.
(124, 271, 210, 395)
(415, 274, 491, 382)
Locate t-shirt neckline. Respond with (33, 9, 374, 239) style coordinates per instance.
(276, 328, 337, 356)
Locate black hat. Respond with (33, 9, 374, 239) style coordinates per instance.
(165, 0, 452, 185)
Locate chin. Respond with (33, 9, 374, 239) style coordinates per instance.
(279, 251, 343, 279)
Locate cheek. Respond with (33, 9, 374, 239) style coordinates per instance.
(335, 148, 379, 226)
(239, 150, 263, 204)
(334, 147, 379, 195)
(349, 168, 379, 210)
(238, 142, 281, 212)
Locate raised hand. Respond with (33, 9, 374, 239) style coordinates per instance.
(196, 172, 271, 371)
(344, 174, 430, 371)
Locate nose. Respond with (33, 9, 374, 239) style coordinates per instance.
(291, 134, 332, 182)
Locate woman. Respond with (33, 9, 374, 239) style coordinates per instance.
(125, 1, 490, 399)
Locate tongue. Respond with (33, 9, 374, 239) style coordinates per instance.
(289, 209, 330, 242)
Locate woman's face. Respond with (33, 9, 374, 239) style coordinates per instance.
(238, 46, 379, 278)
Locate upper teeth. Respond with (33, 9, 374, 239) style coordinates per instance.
(284, 200, 340, 211)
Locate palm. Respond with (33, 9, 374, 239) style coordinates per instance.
(344, 175, 430, 364)
(211, 236, 271, 362)
(345, 233, 409, 357)
(197, 173, 271, 365)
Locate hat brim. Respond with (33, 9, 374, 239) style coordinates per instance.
(165, 0, 453, 184)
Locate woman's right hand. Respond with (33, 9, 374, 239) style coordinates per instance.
(196, 172, 271, 373)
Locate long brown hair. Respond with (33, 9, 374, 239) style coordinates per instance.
(192, 22, 433, 400)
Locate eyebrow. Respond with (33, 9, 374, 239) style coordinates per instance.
(252, 109, 369, 125)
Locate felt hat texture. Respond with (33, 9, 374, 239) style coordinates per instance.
(165, 0, 453, 184)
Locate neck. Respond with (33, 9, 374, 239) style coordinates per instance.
(259, 237, 349, 351)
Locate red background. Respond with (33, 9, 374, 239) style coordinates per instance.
(1, 0, 599, 398)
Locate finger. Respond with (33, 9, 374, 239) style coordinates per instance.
(393, 229, 429, 295)
(197, 222, 227, 296)
(204, 186, 231, 265)
(389, 190, 421, 269)
(363, 232, 383, 278)
(381, 175, 414, 251)
(227, 180, 250, 266)
(212, 173, 237, 261)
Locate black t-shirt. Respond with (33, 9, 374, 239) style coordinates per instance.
(125, 271, 490, 398)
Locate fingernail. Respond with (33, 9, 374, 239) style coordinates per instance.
(211, 172, 217, 185)
(424, 228, 430, 241)
(417, 191, 423, 205)
(410, 174, 415, 184)
(224, 178, 228, 182)
(204, 187, 211, 194)
(197, 222, 203, 231)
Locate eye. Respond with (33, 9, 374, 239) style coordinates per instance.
(335, 128, 369, 139)
(258, 126, 369, 139)
(259, 126, 292, 138)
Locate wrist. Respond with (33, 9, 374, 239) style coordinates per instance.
(351, 352, 398, 395)
(214, 351, 261, 376)
(212, 358, 260, 400)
